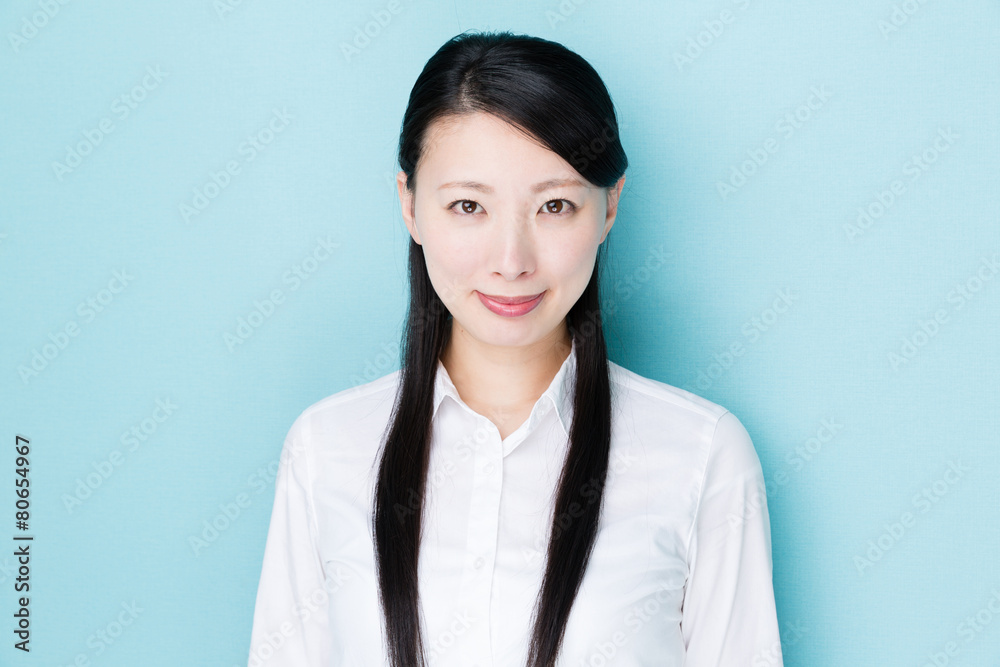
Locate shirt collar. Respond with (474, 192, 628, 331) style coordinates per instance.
(431, 338, 577, 439)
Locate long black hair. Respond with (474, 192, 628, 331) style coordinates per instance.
(372, 30, 628, 667)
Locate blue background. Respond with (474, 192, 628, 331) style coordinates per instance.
(1, 0, 998, 665)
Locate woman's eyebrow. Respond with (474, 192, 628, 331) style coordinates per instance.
(437, 178, 586, 194)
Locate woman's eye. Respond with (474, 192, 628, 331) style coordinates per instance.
(542, 199, 575, 215)
(449, 200, 482, 215)
(448, 199, 576, 216)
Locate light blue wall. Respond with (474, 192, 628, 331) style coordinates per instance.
(1, 1, 997, 665)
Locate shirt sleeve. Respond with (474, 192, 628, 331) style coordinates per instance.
(246, 420, 333, 666)
(680, 410, 783, 667)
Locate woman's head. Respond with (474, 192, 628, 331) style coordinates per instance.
(375, 31, 625, 667)
(394, 30, 628, 351)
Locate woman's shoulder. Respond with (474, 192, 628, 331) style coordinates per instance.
(284, 368, 402, 445)
(607, 360, 760, 478)
(607, 359, 732, 425)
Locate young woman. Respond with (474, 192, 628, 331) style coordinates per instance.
(248, 30, 782, 667)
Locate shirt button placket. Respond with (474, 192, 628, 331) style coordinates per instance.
(463, 418, 502, 666)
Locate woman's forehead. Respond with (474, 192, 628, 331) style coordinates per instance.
(417, 113, 590, 191)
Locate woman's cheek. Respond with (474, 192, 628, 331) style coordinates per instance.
(423, 251, 475, 306)
(549, 234, 597, 278)
(435, 236, 485, 278)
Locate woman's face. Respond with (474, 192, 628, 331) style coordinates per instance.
(397, 111, 625, 351)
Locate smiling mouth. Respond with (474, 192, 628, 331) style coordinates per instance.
(478, 292, 544, 305)
(476, 291, 546, 317)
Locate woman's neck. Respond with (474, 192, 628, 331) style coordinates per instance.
(439, 320, 572, 439)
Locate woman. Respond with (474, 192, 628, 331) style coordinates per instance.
(248, 30, 782, 666)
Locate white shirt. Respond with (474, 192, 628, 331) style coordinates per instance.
(247, 339, 783, 666)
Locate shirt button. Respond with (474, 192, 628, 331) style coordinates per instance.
(483, 463, 495, 475)
(473, 556, 484, 569)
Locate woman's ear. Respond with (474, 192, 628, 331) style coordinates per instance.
(396, 170, 421, 245)
(600, 174, 626, 243)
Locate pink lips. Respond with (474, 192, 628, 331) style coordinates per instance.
(477, 291, 545, 317)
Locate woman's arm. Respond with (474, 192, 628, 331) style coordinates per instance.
(246, 424, 333, 666)
(680, 410, 783, 666)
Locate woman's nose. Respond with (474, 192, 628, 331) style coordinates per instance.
(490, 216, 536, 281)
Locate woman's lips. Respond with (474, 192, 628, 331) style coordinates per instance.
(476, 291, 545, 317)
